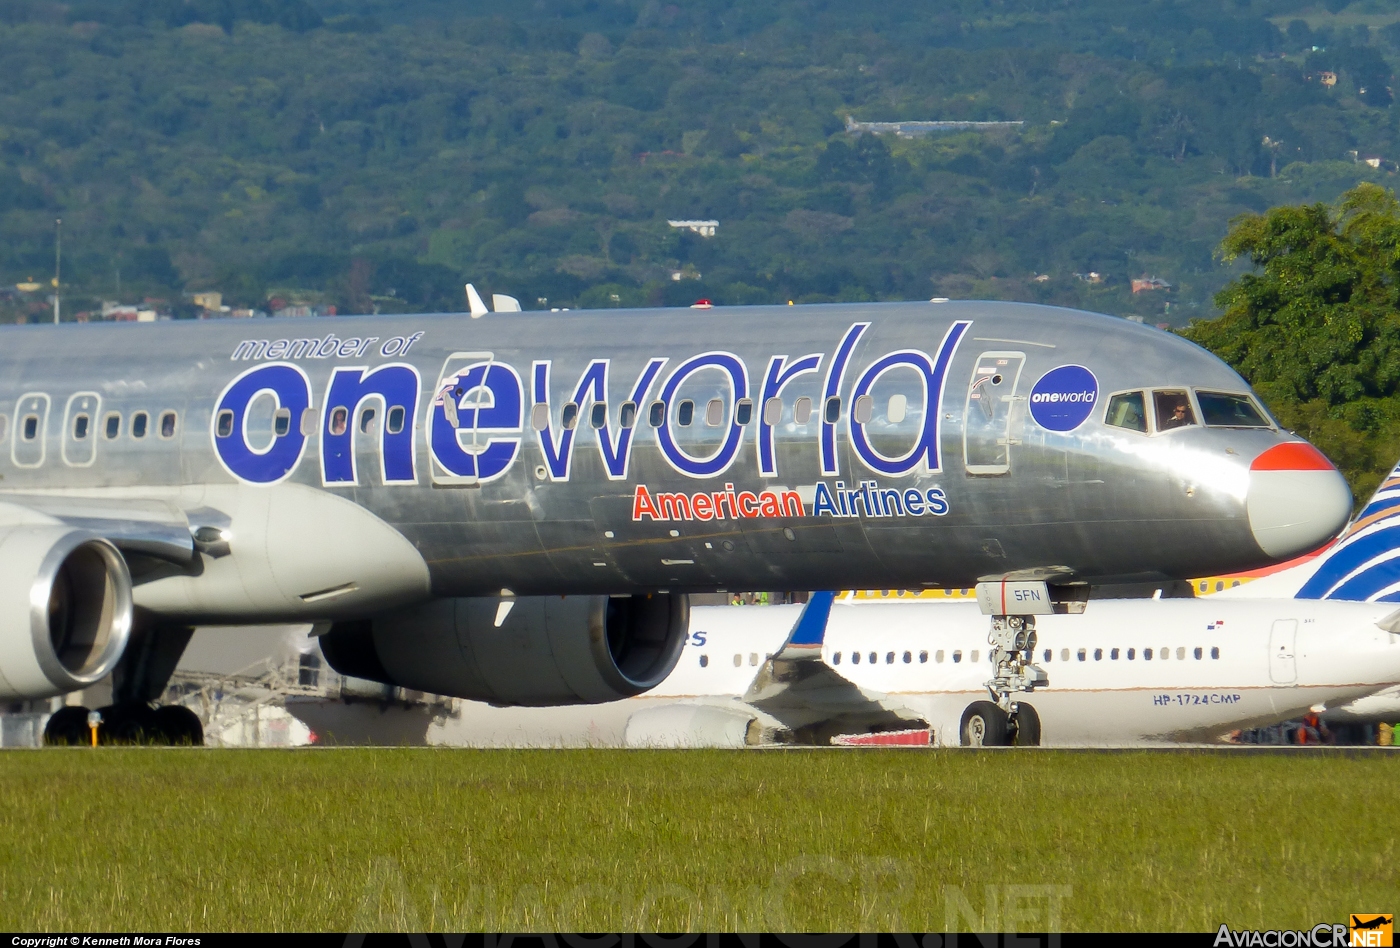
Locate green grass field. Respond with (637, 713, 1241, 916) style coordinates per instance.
(0, 748, 1394, 932)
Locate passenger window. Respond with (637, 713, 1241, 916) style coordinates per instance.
(1111, 648, 1120, 660)
(1043, 648, 1052, 662)
(868, 652, 876, 665)
(561, 403, 579, 430)
(887, 393, 907, 424)
(824, 396, 841, 423)
(833, 652, 841, 665)
(1215, 581, 1224, 592)
(1160, 648, 1169, 660)
(735, 399, 752, 426)
(1211, 647, 1220, 659)
(902, 651, 911, 664)
(1127, 649, 1135, 660)
(763, 397, 783, 425)
(300, 408, 318, 436)
(72, 414, 90, 440)
(359, 407, 376, 433)
(531, 403, 550, 431)
(699, 654, 708, 668)
(274, 408, 292, 437)
(1060, 648, 1069, 662)
(1154, 390, 1196, 431)
(619, 402, 637, 429)
(1196, 391, 1270, 428)
(677, 400, 694, 426)
(705, 398, 724, 427)
(919, 651, 928, 663)
(952, 650, 962, 664)
(971, 650, 979, 663)
(1077, 649, 1086, 662)
(104, 413, 121, 440)
(23, 414, 39, 441)
(1094, 648, 1103, 661)
(215, 410, 234, 438)
(793, 396, 813, 424)
(131, 412, 148, 439)
(749, 653, 758, 666)
(159, 411, 177, 439)
(590, 403, 608, 429)
(733, 654, 742, 667)
(1144, 647, 1153, 661)
(853, 394, 874, 424)
(935, 650, 944, 663)
(885, 651, 895, 664)
(649, 401, 665, 427)
(387, 406, 406, 434)
(1194, 647, 1203, 660)
(852, 652, 860, 664)
(329, 407, 349, 436)
(1105, 391, 1148, 433)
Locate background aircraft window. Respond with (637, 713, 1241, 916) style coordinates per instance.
(1043, 648, 1051, 662)
(1153, 390, 1197, 431)
(359, 407, 376, 434)
(735, 399, 752, 426)
(919, 651, 928, 663)
(698, 654, 708, 668)
(131, 412, 148, 439)
(824, 396, 841, 424)
(793, 397, 813, 424)
(1111, 648, 1120, 660)
(215, 410, 234, 438)
(23, 414, 39, 440)
(1077, 649, 1086, 662)
(103, 413, 120, 440)
(274, 408, 292, 437)
(1127, 648, 1135, 660)
(833, 652, 841, 664)
(329, 407, 349, 436)
(300, 408, 318, 436)
(590, 403, 608, 429)
(387, 406, 406, 434)
(1211, 647, 1220, 659)
(705, 398, 724, 427)
(1160, 648, 1169, 660)
(1060, 648, 1070, 662)
(749, 652, 759, 666)
(648, 401, 665, 427)
(763, 397, 782, 425)
(852, 652, 860, 664)
(561, 403, 579, 430)
(1094, 648, 1103, 661)
(733, 654, 742, 667)
(619, 402, 637, 429)
(1105, 392, 1147, 433)
(952, 650, 962, 663)
(853, 394, 874, 424)
(971, 650, 979, 663)
(885, 651, 895, 664)
(677, 400, 694, 426)
(72, 414, 89, 440)
(903, 651, 911, 663)
(1143, 647, 1153, 660)
(935, 650, 944, 663)
(530, 403, 550, 431)
(887, 393, 908, 424)
(1196, 391, 1271, 428)
(868, 652, 876, 664)
(1194, 647, 1203, 660)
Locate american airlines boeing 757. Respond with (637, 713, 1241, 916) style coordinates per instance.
(0, 297, 1350, 744)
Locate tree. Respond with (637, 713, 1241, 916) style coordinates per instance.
(1182, 184, 1400, 501)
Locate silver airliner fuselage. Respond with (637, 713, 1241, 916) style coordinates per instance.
(0, 299, 1347, 624)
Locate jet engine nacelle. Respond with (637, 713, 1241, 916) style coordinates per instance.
(0, 526, 133, 700)
(319, 592, 689, 706)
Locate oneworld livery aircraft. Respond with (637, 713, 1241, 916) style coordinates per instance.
(0, 297, 1351, 744)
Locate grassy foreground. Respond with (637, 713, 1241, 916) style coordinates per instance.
(0, 748, 1394, 932)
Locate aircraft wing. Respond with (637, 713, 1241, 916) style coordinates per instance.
(0, 493, 214, 572)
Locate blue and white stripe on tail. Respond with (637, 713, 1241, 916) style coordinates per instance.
(772, 591, 836, 660)
(1296, 459, 1400, 601)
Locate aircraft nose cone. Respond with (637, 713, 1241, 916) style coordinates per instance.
(1246, 442, 1351, 559)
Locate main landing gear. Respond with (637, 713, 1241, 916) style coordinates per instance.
(44, 703, 204, 746)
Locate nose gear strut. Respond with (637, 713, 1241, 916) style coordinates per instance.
(985, 614, 1048, 737)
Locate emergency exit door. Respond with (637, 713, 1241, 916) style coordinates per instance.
(963, 351, 1026, 475)
(1269, 619, 1297, 684)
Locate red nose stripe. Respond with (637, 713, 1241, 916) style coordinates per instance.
(1250, 442, 1335, 472)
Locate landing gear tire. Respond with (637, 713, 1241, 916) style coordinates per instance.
(1011, 702, 1041, 747)
(43, 706, 92, 746)
(960, 701, 1010, 747)
(99, 704, 157, 744)
(152, 705, 204, 746)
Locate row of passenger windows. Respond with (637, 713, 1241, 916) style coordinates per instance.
(1104, 388, 1270, 435)
(0, 410, 179, 444)
(211, 405, 408, 440)
(1044, 646, 1221, 662)
(528, 393, 902, 433)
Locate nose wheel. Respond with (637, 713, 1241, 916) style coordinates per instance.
(985, 614, 1048, 743)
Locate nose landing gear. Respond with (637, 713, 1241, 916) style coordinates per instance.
(986, 613, 1048, 743)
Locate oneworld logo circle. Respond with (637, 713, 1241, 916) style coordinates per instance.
(1029, 364, 1098, 432)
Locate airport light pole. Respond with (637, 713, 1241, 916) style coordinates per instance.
(52, 218, 61, 325)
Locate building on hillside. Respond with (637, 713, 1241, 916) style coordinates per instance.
(667, 219, 718, 237)
(845, 115, 1024, 137)
(1131, 276, 1172, 294)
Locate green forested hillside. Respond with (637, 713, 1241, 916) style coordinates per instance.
(1, 0, 1398, 318)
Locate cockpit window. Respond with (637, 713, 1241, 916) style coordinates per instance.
(1105, 392, 1147, 432)
(1195, 391, 1271, 428)
(1154, 390, 1196, 431)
